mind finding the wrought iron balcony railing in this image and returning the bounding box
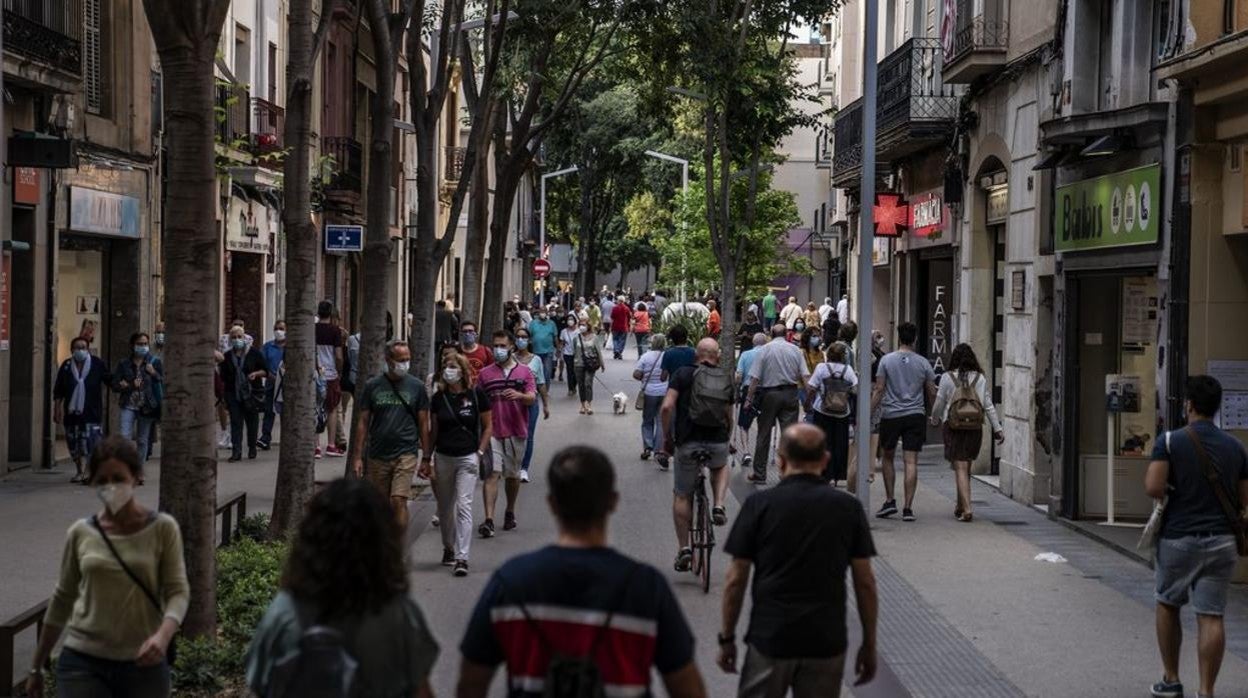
[943,0,1009,83]
[952,16,1009,60]
[215,82,251,147]
[2,0,84,76]
[251,98,285,157]
[444,145,466,183]
[831,98,863,185]
[322,136,364,193]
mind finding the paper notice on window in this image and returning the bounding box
[1121,278,1151,345]
[1219,391,1248,431]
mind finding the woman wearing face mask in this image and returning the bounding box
[559,317,580,397]
[54,336,110,483]
[572,321,605,415]
[787,319,807,345]
[27,436,189,698]
[513,327,550,482]
[112,332,163,465]
[218,327,269,462]
[800,326,824,375]
[429,353,492,576]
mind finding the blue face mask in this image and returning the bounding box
[516,338,530,350]
[795,323,806,332]
[810,337,821,348]
[134,345,150,356]
[463,332,478,346]
[231,339,246,350]
[493,348,511,364]
[73,349,89,363]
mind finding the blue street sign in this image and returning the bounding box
[324,224,364,253]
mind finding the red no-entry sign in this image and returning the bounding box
[532,258,552,279]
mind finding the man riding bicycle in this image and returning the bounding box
[661,338,735,572]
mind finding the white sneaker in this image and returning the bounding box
[431,514,440,527]
[520,470,530,483]
[217,431,232,448]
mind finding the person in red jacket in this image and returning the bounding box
[707,299,722,338]
[609,295,632,360]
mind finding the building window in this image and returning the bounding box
[84,0,104,114]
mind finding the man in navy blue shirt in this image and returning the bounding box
[258,319,286,450]
[1144,376,1248,698]
[458,446,706,698]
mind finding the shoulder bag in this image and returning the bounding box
[91,514,179,665]
[1188,425,1248,557]
[635,351,664,411]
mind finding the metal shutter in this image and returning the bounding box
[84,0,103,113]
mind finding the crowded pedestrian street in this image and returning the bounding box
[3,356,1246,697]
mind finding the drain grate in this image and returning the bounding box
[993,520,1030,526]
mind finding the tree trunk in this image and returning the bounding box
[408,122,441,381]
[481,167,521,335]
[142,0,231,638]
[358,1,399,383]
[270,0,324,537]
[461,143,490,327]
[574,171,593,293]
[720,263,738,365]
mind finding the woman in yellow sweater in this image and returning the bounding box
[27,436,189,698]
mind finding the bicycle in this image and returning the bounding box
[688,447,715,594]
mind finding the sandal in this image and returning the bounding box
[712,506,727,526]
[674,547,693,572]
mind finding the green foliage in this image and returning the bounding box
[172,537,288,694]
[236,512,273,543]
[654,311,708,346]
[648,165,804,298]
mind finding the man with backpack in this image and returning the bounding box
[661,338,735,572]
[351,340,431,531]
[458,446,707,698]
[1143,376,1248,698]
[871,322,937,522]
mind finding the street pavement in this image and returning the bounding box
[3,350,1248,697]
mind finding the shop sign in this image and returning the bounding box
[986,186,1009,224]
[873,193,909,237]
[325,224,364,253]
[910,192,946,238]
[69,186,141,239]
[0,254,9,351]
[1011,270,1025,311]
[926,261,953,371]
[14,167,40,205]
[1055,164,1159,252]
[226,200,270,254]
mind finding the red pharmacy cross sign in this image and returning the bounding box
[874,193,909,237]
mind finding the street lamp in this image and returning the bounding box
[539,165,579,306]
[643,150,689,304]
[854,0,880,511]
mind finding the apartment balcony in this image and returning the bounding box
[815,123,833,170]
[943,0,1009,84]
[831,38,959,189]
[215,82,251,148]
[2,0,83,88]
[322,136,363,194]
[444,145,466,183]
[251,98,284,159]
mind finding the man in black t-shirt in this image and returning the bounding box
[661,338,733,573]
[719,423,878,698]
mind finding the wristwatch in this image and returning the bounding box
[717,632,735,645]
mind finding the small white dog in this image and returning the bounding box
[612,392,629,415]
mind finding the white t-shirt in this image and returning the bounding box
[837,298,849,323]
[560,328,579,356]
[634,350,669,397]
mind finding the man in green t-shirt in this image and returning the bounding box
[762,291,779,328]
[352,341,431,530]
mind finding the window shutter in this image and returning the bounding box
[84,0,103,114]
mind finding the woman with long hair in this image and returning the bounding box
[799,325,824,374]
[429,353,492,575]
[805,342,859,485]
[28,436,189,698]
[632,301,652,358]
[632,333,668,461]
[513,326,549,483]
[246,479,439,696]
[930,343,1003,522]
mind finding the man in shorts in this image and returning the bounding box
[871,322,936,522]
[351,340,430,531]
[1144,375,1248,698]
[476,330,536,537]
[661,338,734,572]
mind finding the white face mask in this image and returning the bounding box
[274,330,287,341]
[391,361,410,375]
[443,367,462,383]
[96,483,135,515]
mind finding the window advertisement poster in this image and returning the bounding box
[1121,277,1153,346]
[1105,374,1142,414]
[1055,164,1160,252]
[1219,392,1248,431]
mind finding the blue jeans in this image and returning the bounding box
[612,331,628,357]
[1155,534,1239,615]
[57,646,170,698]
[118,408,156,464]
[537,353,555,386]
[521,401,540,472]
[260,383,277,445]
[634,332,650,358]
[641,393,665,452]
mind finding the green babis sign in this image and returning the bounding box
[1055,164,1161,252]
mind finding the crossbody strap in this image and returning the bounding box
[385,378,422,431]
[91,515,163,614]
[1186,426,1246,534]
[440,390,481,444]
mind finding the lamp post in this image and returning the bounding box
[539,165,579,306]
[855,0,880,511]
[643,150,689,304]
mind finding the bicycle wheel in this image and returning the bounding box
[690,486,705,577]
[698,487,712,593]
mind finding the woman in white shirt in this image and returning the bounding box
[930,343,1003,522]
[558,318,580,397]
[804,341,858,486]
[632,334,668,461]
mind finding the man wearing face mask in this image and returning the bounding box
[527,306,558,387]
[258,320,287,450]
[459,320,492,384]
[112,332,164,465]
[219,327,269,462]
[475,331,537,536]
[54,337,110,483]
[352,341,432,531]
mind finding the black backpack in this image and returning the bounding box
[498,565,638,698]
[267,605,358,698]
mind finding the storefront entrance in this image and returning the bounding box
[1064,272,1159,521]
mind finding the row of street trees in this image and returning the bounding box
[141,0,841,636]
